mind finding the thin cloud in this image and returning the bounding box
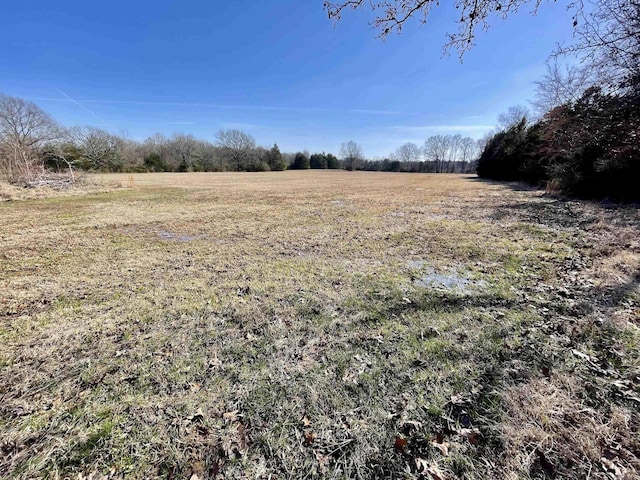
[220,122,261,130]
[392,124,494,133]
[27,96,416,116]
[350,109,416,116]
[392,124,495,136]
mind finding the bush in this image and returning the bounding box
[247,160,271,172]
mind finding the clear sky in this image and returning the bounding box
[0,0,577,157]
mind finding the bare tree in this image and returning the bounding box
[0,94,59,180]
[43,129,81,181]
[143,133,173,169]
[497,105,530,131]
[393,142,421,162]
[444,134,464,172]
[459,136,478,172]
[393,142,421,171]
[422,135,450,173]
[557,0,640,92]
[325,0,640,85]
[460,137,478,161]
[325,0,550,58]
[70,126,124,171]
[532,60,594,113]
[340,140,364,170]
[169,133,201,171]
[215,129,256,171]
[197,141,223,172]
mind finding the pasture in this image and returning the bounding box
[1,171,638,479]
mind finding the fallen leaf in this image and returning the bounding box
[315,452,329,474]
[186,409,204,423]
[394,436,408,452]
[601,456,626,478]
[459,428,481,445]
[430,439,450,456]
[301,415,311,427]
[236,423,249,453]
[166,465,176,480]
[425,463,445,480]
[222,410,239,421]
[189,461,204,480]
[209,458,221,477]
[304,431,316,445]
[571,349,596,363]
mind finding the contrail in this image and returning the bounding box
[54,88,113,127]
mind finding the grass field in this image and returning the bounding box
[1,171,639,479]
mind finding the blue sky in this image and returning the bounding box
[0,1,576,157]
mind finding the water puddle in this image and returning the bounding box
[407,261,485,292]
[157,230,204,242]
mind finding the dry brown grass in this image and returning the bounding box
[503,375,640,479]
[1,171,638,479]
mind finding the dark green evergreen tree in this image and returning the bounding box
[266,144,287,171]
[291,152,310,170]
[326,153,340,169]
[310,153,328,169]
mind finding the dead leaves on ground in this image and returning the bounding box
[415,459,446,480]
[220,410,249,458]
[388,413,486,479]
[399,444,447,479]
[300,414,317,446]
[177,409,249,480]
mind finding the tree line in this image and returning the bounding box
[0,94,481,181]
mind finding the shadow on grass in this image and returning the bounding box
[466,176,543,192]
[490,198,600,229]
[596,269,640,308]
